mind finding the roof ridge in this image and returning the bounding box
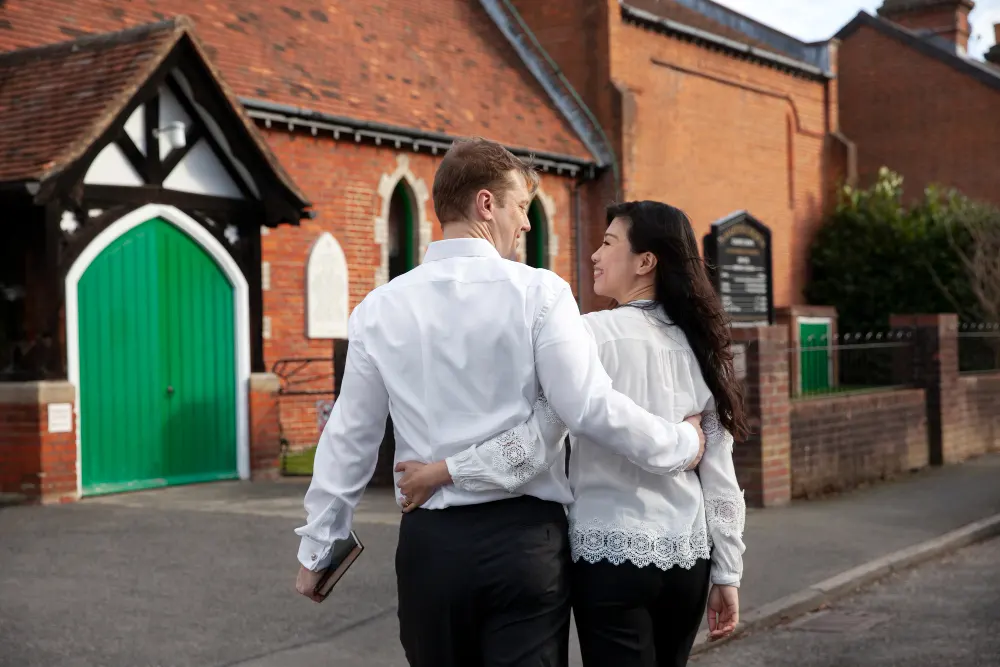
[0,18,186,67]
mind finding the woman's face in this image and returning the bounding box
[592,217,646,302]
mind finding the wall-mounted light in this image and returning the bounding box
[153,121,187,151]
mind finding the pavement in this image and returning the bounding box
[690,536,1000,667]
[0,452,998,667]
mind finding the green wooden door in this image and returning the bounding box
[79,218,237,496]
[799,320,831,394]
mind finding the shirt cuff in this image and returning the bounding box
[297,535,334,572]
[444,449,480,491]
[710,569,741,587]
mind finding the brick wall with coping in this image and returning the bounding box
[956,373,1000,460]
[0,381,77,504]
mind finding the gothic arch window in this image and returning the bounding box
[387,180,418,280]
[525,198,549,269]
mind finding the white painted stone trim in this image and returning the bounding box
[65,204,252,497]
[517,186,559,268]
[373,155,431,287]
[306,232,350,339]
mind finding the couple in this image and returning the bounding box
[295,137,747,667]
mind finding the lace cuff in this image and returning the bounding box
[701,411,734,453]
[446,396,562,493]
[704,489,746,539]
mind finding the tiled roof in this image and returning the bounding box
[0,18,309,210]
[0,1,592,162]
[0,21,177,183]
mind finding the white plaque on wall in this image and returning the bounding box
[307,232,349,339]
[47,403,73,433]
[733,343,748,381]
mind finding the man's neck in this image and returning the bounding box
[441,221,498,247]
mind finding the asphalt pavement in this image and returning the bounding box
[1,453,998,667]
[691,536,1000,667]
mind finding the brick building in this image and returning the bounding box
[509,0,854,312]
[837,0,1000,204]
[0,0,612,501]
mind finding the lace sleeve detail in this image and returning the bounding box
[449,396,559,493]
[701,411,734,453]
[704,489,746,539]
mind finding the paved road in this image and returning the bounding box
[691,537,1000,667]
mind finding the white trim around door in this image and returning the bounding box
[65,203,251,496]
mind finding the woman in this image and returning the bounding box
[567,200,747,666]
[398,200,747,666]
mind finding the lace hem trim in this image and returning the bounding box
[569,518,711,571]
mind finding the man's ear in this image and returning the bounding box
[637,251,657,276]
[475,189,494,221]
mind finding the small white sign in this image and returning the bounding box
[733,344,748,381]
[48,403,73,433]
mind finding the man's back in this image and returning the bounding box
[353,238,572,507]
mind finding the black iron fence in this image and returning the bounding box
[958,323,1000,374]
[790,329,916,398]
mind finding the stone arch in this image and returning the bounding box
[374,155,431,286]
[306,232,349,339]
[516,186,559,268]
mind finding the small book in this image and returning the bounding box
[313,530,364,600]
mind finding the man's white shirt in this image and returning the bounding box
[296,239,701,570]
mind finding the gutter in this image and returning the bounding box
[240,97,599,179]
[622,4,830,80]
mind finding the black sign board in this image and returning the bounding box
[703,211,774,326]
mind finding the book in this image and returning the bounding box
[313,530,364,600]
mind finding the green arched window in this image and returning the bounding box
[387,181,418,279]
[526,198,548,269]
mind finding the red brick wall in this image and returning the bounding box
[260,131,580,450]
[790,389,928,498]
[956,372,1000,460]
[609,13,832,308]
[248,373,282,477]
[0,384,77,503]
[839,23,1000,205]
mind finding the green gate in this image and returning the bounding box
[799,319,832,394]
[78,218,237,496]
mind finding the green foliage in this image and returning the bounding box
[805,168,983,332]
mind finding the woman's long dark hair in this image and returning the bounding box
[606,200,749,441]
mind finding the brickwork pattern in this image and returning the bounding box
[838,23,1000,205]
[956,373,1000,460]
[0,402,76,503]
[790,388,928,498]
[731,326,791,508]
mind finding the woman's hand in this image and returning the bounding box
[395,460,452,512]
[706,584,739,640]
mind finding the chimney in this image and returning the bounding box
[986,24,1000,66]
[878,0,975,54]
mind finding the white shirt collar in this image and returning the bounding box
[423,238,501,263]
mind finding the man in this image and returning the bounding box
[294,138,705,667]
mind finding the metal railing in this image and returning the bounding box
[271,356,340,476]
[790,329,915,398]
[958,323,1000,374]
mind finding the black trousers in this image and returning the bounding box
[572,558,711,667]
[396,496,571,667]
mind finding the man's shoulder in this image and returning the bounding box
[506,263,570,297]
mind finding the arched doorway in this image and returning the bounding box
[526,198,549,269]
[387,181,418,280]
[67,204,250,496]
[375,180,420,485]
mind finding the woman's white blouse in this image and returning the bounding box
[569,305,746,586]
[446,303,747,587]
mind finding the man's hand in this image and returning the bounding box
[684,413,706,470]
[295,565,326,603]
[706,584,739,640]
[395,460,452,513]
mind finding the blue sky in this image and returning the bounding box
[711,0,1000,59]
